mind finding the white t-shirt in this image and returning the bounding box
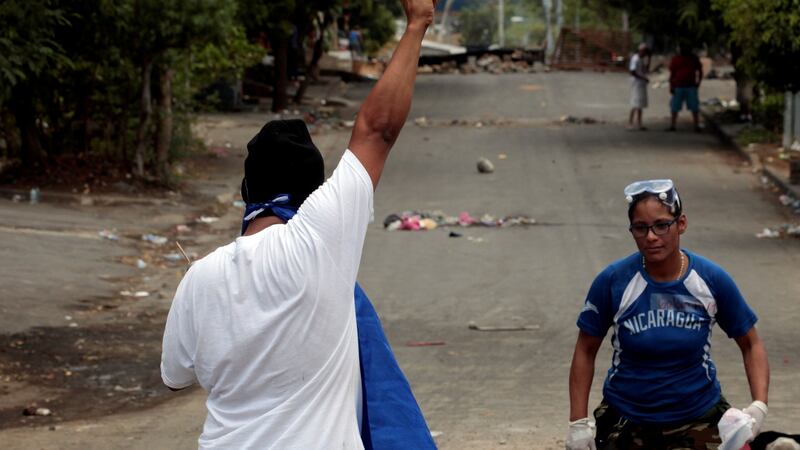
[161,150,374,449]
[629,53,647,85]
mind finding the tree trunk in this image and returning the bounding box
[10,85,45,165]
[293,21,310,104]
[134,59,153,177]
[270,32,290,113]
[156,66,174,182]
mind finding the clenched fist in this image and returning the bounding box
[402,0,436,28]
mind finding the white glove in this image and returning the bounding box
[566,417,597,450]
[742,400,768,437]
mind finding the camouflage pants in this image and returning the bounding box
[593,397,731,450]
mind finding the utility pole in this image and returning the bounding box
[498,0,505,47]
[439,0,455,41]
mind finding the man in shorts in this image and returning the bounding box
[628,43,650,131]
[668,45,703,132]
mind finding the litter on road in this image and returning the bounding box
[98,229,119,241]
[120,290,150,298]
[384,210,536,231]
[756,225,800,239]
[141,234,168,245]
[196,216,220,224]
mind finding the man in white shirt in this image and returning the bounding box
[628,43,650,131]
[160,1,436,448]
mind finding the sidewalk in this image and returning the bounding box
[702,109,800,201]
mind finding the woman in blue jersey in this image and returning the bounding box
[566,179,769,450]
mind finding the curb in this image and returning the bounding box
[702,110,800,200]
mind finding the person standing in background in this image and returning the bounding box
[628,43,650,131]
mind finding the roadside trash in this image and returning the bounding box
[458,211,476,226]
[383,214,402,228]
[142,234,168,245]
[449,231,462,238]
[163,253,183,262]
[406,341,446,347]
[756,228,781,238]
[341,120,355,128]
[468,321,540,331]
[467,236,484,243]
[497,153,508,160]
[29,187,40,204]
[69,322,78,328]
[477,157,495,174]
[384,210,536,231]
[98,230,119,241]
[113,385,142,393]
[414,116,429,127]
[703,97,723,107]
[718,407,753,450]
[766,438,800,450]
[197,216,220,224]
[232,200,246,208]
[23,407,52,417]
[779,195,794,206]
[136,259,147,269]
[791,140,800,151]
[176,224,191,233]
[756,224,800,238]
[559,115,599,125]
[11,194,22,202]
[120,290,149,298]
[430,431,444,438]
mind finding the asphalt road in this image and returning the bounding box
[2,71,798,449]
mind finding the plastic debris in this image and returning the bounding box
[120,290,150,298]
[383,210,536,231]
[497,153,508,160]
[141,234,168,245]
[448,231,462,238]
[176,224,191,233]
[197,216,220,224]
[430,431,444,438]
[29,187,40,204]
[136,259,147,269]
[163,253,183,262]
[413,116,429,127]
[756,228,781,238]
[11,194,23,203]
[98,230,119,241]
[779,195,794,206]
[477,157,495,174]
[718,407,753,450]
[791,140,800,152]
[23,407,52,417]
[232,200,246,208]
[468,321,540,332]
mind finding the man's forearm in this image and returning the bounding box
[350,24,425,160]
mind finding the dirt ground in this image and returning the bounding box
[0,79,356,433]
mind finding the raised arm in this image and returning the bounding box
[348,0,435,189]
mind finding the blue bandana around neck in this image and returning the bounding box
[241,197,437,450]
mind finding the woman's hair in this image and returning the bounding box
[627,191,683,222]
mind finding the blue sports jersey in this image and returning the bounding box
[577,250,757,424]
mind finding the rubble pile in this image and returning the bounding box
[419,51,536,75]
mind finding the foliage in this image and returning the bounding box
[751,93,786,134]
[344,0,397,55]
[458,1,497,47]
[712,0,800,92]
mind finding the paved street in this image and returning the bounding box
[1,71,799,449]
